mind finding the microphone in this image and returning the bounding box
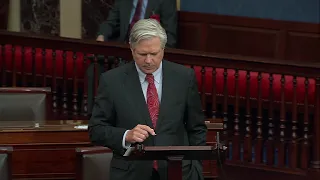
[216,132,220,149]
[215,132,227,150]
[215,132,231,180]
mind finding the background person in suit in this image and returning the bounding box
[96,0,177,47]
[89,19,207,180]
[87,0,178,115]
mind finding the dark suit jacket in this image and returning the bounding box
[97,0,178,48]
[89,60,207,180]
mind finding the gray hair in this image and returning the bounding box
[129,19,167,49]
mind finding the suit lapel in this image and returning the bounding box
[121,1,133,36]
[156,61,175,129]
[124,62,154,128]
[145,0,158,18]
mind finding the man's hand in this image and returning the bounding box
[96,35,104,42]
[125,124,156,143]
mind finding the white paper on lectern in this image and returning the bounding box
[74,125,88,129]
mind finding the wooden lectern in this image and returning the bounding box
[125,143,226,180]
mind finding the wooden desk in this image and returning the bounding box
[0,120,222,180]
[0,120,91,179]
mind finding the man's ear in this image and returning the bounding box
[130,47,134,53]
[129,43,134,53]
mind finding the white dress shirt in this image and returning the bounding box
[122,62,163,149]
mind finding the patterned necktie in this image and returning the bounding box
[126,0,143,42]
[146,74,159,128]
[130,0,143,31]
[145,74,159,170]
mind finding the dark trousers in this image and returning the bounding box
[151,169,160,180]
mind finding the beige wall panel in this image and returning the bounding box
[60,0,81,38]
[7,0,20,32]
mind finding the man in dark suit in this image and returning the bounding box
[87,0,178,114]
[96,0,177,48]
[89,19,207,180]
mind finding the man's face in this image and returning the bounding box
[131,37,164,74]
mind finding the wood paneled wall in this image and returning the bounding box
[177,11,320,62]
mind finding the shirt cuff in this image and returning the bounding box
[122,130,131,149]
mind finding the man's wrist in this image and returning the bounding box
[96,35,104,42]
[122,130,131,149]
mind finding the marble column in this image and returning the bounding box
[21,0,60,36]
[81,0,114,39]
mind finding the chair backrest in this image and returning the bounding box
[76,147,113,180]
[0,146,12,180]
[0,87,51,125]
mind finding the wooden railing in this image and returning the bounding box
[0,30,319,179]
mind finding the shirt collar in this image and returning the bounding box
[135,62,162,84]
